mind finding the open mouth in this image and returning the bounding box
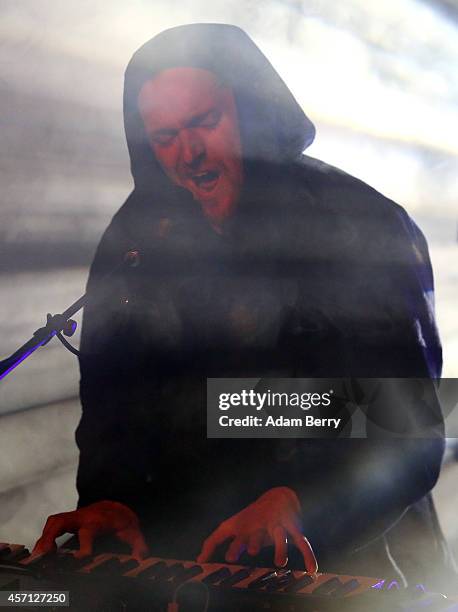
[191,169,220,191]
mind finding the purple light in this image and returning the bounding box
[372,580,385,590]
[387,580,400,590]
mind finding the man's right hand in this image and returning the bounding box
[32,500,149,562]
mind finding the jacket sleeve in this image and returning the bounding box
[285,389,445,556]
[75,219,153,514]
[279,202,444,555]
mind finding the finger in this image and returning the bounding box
[32,514,73,555]
[225,536,246,563]
[247,529,264,557]
[197,524,231,563]
[31,540,56,558]
[285,524,318,574]
[73,527,95,559]
[117,527,149,562]
[271,525,288,568]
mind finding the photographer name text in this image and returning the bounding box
[218,414,341,429]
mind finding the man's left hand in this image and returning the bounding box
[197,486,317,572]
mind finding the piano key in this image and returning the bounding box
[265,571,295,592]
[145,561,171,580]
[247,570,278,589]
[143,562,184,582]
[137,560,167,578]
[202,567,232,585]
[19,550,55,568]
[171,564,203,586]
[161,563,185,581]
[165,565,190,584]
[0,547,12,559]
[91,557,124,574]
[1,546,29,563]
[330,578,360,596]
[89,556,139,576]
[55,554,90,572]
[119,559,140,574]
[219,568,253,588]
[168,564,192,578]
[283,573,314,592]
[24,552,92,575]
[312,577,343,595]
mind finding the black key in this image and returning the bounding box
[119,559,140,574]
[0,546,12,558]
[219,568,253,588]
[145,562,184,582]
[20,551,56,569]
[247,570,278,589]
[283,573,314,593]
[202,567,232,585]
[3,548,29,563]
[41,554,89,576]
[165,564,192,583]
[171,565,203,586]
[312,577,343,595]
[56,554,89,572]
[91,557,123,574]
[331,578,360,596]
[265,571,295,592]
[137,561,167,578]
[92,557,138,575]
[161,563,185,581]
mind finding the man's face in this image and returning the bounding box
[138,67,243,228]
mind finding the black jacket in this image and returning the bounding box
[75,24,451,586]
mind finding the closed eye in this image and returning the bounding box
[190,109,221,129]
[151,130,177,146]
[150,109,221,146]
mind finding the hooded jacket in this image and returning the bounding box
[76,24,452,587]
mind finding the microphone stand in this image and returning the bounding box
[0,249,140,382]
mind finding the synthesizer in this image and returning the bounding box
[0,543,454,611]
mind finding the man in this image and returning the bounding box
[34,24,450,587]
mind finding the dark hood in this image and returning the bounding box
[123,23,315,194]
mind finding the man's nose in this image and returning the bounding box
[180,129,205,170]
